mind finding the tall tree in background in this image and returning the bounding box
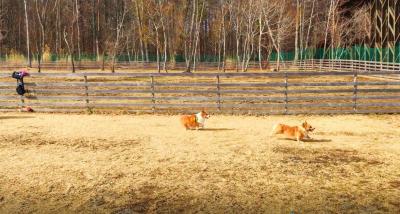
[184,0,205,72]
[110,0,128,73]
[23,0,31,67]
[0,0,380,71]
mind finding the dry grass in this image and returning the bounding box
[0,113,400,213]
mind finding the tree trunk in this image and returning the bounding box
[258,13,263,71]
[23,0,31,67]
[75,0,81,61]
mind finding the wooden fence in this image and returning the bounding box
[1,70,400,115]
[1,59,399,71]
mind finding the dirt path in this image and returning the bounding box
[0,113,399,213]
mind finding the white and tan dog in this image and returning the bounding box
[180,110,210,130]
[271,121,315,142]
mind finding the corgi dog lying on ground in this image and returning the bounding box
[181,110,210,130]
[271,121,315,142]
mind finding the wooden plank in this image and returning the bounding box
[220,82,286,87]
[90,96,153,101]
[288,82,354,87]
[220,89,285,94]
[220,97,286,102]
[287,103,354,108]
[357,89,400,93]
[0,102,19,107]
[0,96,20,100]
[286,109,355,115]
[26,82,86,87]
[19,71,400,78]
[24,96,87,101]
[89,103,219,108]
[155,82,217,87]
[21,80,400,88]
[288,89,354,94]
[29,89,86,94]
[25,108,86,113]
[287,96,353,101]
[356,95,400,100]
[88,89,217,94]
[289,81,400,87]
[356,82,400,86]
[357,103,400,107]
[0,83,16,87]
[289,88,400,94]
[221,103,286,108]
[0,109,18,112]
[153,96,285,102]
[156,96,220,101]
[2,70,399,79]
[88,82,151,87]
[22,102,87,107]
[0,89,16,93]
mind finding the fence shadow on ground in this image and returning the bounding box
[0,116,35,120]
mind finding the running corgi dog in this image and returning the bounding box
[271,121,315,142]
[180,110,210,130]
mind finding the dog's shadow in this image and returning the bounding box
[198,128,235,132]
[302,138,332,143]
[278,138,332,143]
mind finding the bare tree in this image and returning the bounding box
[75,0,81,61]
[0,1,7,51]
[63,27,75,73]
[110,0,128,73]
[184,0,205,73]
[34,0,50,72]
[264,0,293,71]
[23,0,31,67]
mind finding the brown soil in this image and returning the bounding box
[0,113,399,213]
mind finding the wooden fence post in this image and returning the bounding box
[319,59,323,71]
[284,72,288,114]
[84,75,90,112]
[217,75,221,111]
[364,60,367,72]
[351,60,354,73]
[19,95,25,110]
[151,76,156,113]
[353,72,358,113]
[311,58,314,70]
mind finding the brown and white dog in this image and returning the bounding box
[271,121,315,142]
[180,110,210,130]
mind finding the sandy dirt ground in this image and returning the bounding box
[0,113,399,213]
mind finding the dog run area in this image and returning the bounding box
[0,113,399,213]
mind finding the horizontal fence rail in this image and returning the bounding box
[1,68,400,115]
[1,59,400,73]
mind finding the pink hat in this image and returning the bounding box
[20,70,30,77]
